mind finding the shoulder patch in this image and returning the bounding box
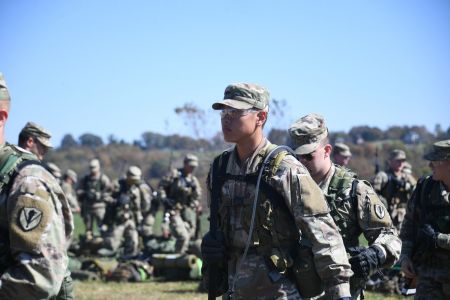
[374,204,386,219]
[8,195,52,253]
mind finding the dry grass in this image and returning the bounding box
[74,280,405,300]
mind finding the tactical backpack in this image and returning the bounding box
[325,165,360,246]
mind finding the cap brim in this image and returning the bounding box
[212,99,253,110]
[423,151,446,161]
[187,161,198,167]
[294,143,320,155]
[37,137,53,148]
[340,151,352,157]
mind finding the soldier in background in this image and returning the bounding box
[400,140,450,299]
[62,169,80,214]
[18,121,53,160]
[159,154,202,254]
[289,113,401,299]
[0,72,74,298]
[101,166,151,257]
[201,83,352,299]
[77,158,112,240]
[373,149,417,232]
[333,142,352,167]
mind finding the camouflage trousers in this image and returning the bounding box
[390,206,406,233]
[83,206,106,236]
[103,219,139,256]
[170,210,194,254]
[415,274,450,300]
[141,213,155,238]
[54,271,75,300]
[225,253,301,300]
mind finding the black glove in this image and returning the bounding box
[392,177,406,189]
[417,224,437,252]
[349,246,385,279]
[201,231,226,264]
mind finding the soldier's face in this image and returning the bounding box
[298,144,331,179]
[333,153,350,166]
[429,160,450,182]
[389,159,404,172]
[29,138,49,160]
[220,109,262,143]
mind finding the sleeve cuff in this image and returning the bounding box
[326,282,351,299]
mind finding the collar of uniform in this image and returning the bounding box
[231,137,269,174]
[319,163,336,193]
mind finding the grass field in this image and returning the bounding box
[73,280,405,300]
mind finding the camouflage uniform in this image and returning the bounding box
[202,84,352,300]
[77,159,112,239]
[159,154,202,254]
[0,144,74,298]
[289,114,401,299]
[62,169,80,214]
[373,150,417,232]
[103,166,151,256]
[400,140,450,299]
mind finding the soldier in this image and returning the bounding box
[77,158,112,240]
[373,149,417,232]
[159,154,202,254]
[101,166,151,256]
[0,72,74,298]
[289,113,401,299]
[333,142,352,167]
[17,121,53,160]
[62,169,81,214]
[201,83,352,299]
[400,140,450,299]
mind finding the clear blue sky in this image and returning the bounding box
[1,0,449,146]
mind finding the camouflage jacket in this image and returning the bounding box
[400,176,450,273]
[0,143,74,298]
[61,180,80,213]
[320,164,401,266]
[77,172,112,209]
[373,169,416,209]
[207,140,352,298]
[159,167,202,210]
[112,179,152,225]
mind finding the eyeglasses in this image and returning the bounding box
[220,108,258,119]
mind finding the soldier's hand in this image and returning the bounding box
[401,257,416,278]
[417,224,437,252]
[201,231,226,264]
[349,245,385,279]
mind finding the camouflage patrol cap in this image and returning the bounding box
[127,165,142,181]
[46,162,61,179]
[20,121,53,148]
[424,140,450,161]
[0,72,10,101]
[212,83,270,110]
[65,169,78,183]
[288,113,328,155]
[390,149,406,161]
[89,158,101,171]
[184,153,199,167]
[334,143,352,157]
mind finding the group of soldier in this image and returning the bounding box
[1,73,449,300]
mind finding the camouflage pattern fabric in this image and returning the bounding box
[0,144,74,298]
[400,176,450,299]
[61,180,80,213]
[320,164,401,298]
[159,168,202,254]
[373,169,416,232]
[205,139,352,299]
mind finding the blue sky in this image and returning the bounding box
[1,0,449,146]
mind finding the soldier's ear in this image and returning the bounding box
[324,144,332,157]
[0,109,8,126]
[256,110,267,127]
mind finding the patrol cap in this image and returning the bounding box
[20,122,53,148]
[288,113,328,155]
[89,158,101,171]
[127,165,142,181]
[423,140,450,161]
[184,153,199,167]
[65,169,78,183]
[46,162,61,179]
[212,83,270,110]
[0,72,10,101]
[334,143,352,157]
[390,149,406,161]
